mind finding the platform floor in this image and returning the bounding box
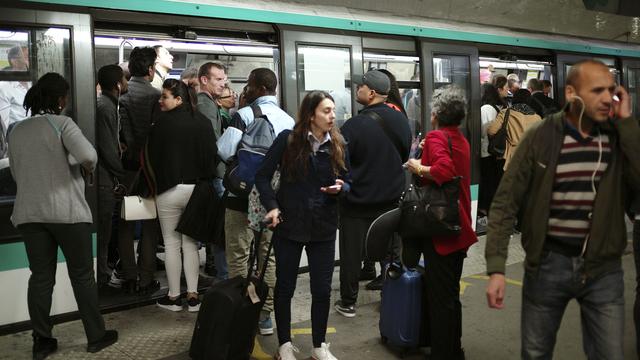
[1,235,636,360]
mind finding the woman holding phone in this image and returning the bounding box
[255,91,350,360]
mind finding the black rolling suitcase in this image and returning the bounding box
[189,228,273,360]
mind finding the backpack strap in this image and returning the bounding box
[250,104,263,120]
[363,110,405,159]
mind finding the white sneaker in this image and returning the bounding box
[311,343,337,360]
[275,341,299,360]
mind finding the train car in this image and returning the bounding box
[0,0,639,334]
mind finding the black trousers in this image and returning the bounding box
[274,236,335,348]
[478,156,504,215]
[338,215,376,306]
[97,185,116,285]
[403,237,465,360]
[117,218,160,285]
[19,223,106,342]
[634,217,640,360]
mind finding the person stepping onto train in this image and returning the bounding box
[255,90,351,360]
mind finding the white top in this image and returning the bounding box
[480,104,498,158]
[0,81,30,133]
[307,131,331,153]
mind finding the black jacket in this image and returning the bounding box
[119,76,161,169]
[147,105,218,195]
[339,103,412,217]
[255,130,351,243]
[527,92,560,118]
[96,93,126,188]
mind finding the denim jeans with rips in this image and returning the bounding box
[521,250,624,360]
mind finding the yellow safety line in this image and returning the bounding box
[467,274,523,286]
[291,327,337,337]
[251,338,273,360]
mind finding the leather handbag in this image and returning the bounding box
[398,136,461,239]
[121,195,157,220]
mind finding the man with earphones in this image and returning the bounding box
[96,64,129,289]
[485,59,640,359]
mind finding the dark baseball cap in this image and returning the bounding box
[352,70,390,95]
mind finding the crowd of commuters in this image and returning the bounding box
[2,40,638,360]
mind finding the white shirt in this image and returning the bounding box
[0,81,30,133]
[307,131,331,153]
[480,104,498,158]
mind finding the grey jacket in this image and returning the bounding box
[119,76,160,168]
[96,93,125,188]
[196,92,225,177]
[8,114,97,226]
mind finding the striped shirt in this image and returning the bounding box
[545,122,611,256]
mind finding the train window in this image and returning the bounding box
[628,67,639,117]
[0,27,71,199]
[433,55,471,128]
[296,45,351,126]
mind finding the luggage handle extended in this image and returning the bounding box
[247,220,274,284]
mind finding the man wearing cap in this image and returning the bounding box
[334,70,412,317]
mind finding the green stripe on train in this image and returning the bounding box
[470,184,479,202]
[22,0,640,58]
[0,233,97,272]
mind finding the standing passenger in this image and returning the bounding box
[334,70,411,318]
[148,79,217,312]
[118,46,162,294]
[487,89,542,171]
[256,91,350,360]
[216,85,237,128]
[10,73,118,359]
[485,59,640,360]
[95,64,128,289]
[220,68,295,335]
[404,85,478,360]
[150,45,173,90]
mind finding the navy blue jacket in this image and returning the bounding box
[255,130,351,243]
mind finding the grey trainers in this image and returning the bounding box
[334,300,356,318]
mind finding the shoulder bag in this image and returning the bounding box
[121,143,157,221]
[398,136,461,239]
[488,108,511,158]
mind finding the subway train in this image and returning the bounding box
[0,0,639,334]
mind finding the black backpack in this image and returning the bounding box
[488,108,511,158]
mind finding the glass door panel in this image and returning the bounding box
[623,59,640,118]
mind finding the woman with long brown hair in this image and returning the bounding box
[255,90,351,360]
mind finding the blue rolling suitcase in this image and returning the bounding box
[379,263,423,352]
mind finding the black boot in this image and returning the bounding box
[32,335,57,360]
[87,330,118,353]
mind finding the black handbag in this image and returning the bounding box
[398,136,462,239]
[488,108,511,158]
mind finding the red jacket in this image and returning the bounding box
[421,127,478,255]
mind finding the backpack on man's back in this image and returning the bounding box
[223,105,276,197]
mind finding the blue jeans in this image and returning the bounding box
[521,251,625,360]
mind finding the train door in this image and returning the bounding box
[279,26,363,121]
[419,41,481,227]
[0,6,95,332]
[622,59,640,117]
[556,53,618,105]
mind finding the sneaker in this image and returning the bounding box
[157,295,183,312]
[275,341,299,360]
[334,300,356,318]
[187,296,200,312]
[108,261,125,288]
[365,275,384,291]
[258,315,274,336]
[87,330,118,353]
[477,216,488,227]
[311,342,337,360]
[358,268,376,281]
[32,335,57,360]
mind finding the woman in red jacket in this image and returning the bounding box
[405,85,478,360]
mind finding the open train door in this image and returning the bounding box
[622,59,640,118]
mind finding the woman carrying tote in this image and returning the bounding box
[404,85,478,360]
[255,91,350,360]
[147,79,217,312]
[9,73,117,359]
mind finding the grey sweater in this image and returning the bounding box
[8,114,97,226]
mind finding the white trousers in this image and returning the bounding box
[156,184,198,297]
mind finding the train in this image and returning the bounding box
[0,0,639,334]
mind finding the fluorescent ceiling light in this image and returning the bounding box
[94,36,274,56]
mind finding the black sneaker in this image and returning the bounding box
[359,269,377,281]
[157,295,183,311]
[137,280,160,295]
[32,335,57,360]
[365,275,384,291]
[334,300,356,318]
[186,296,200,312]
[87,330,118,353]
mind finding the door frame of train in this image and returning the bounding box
[555,53,618,106]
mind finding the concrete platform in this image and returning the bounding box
[1,236,636,359]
